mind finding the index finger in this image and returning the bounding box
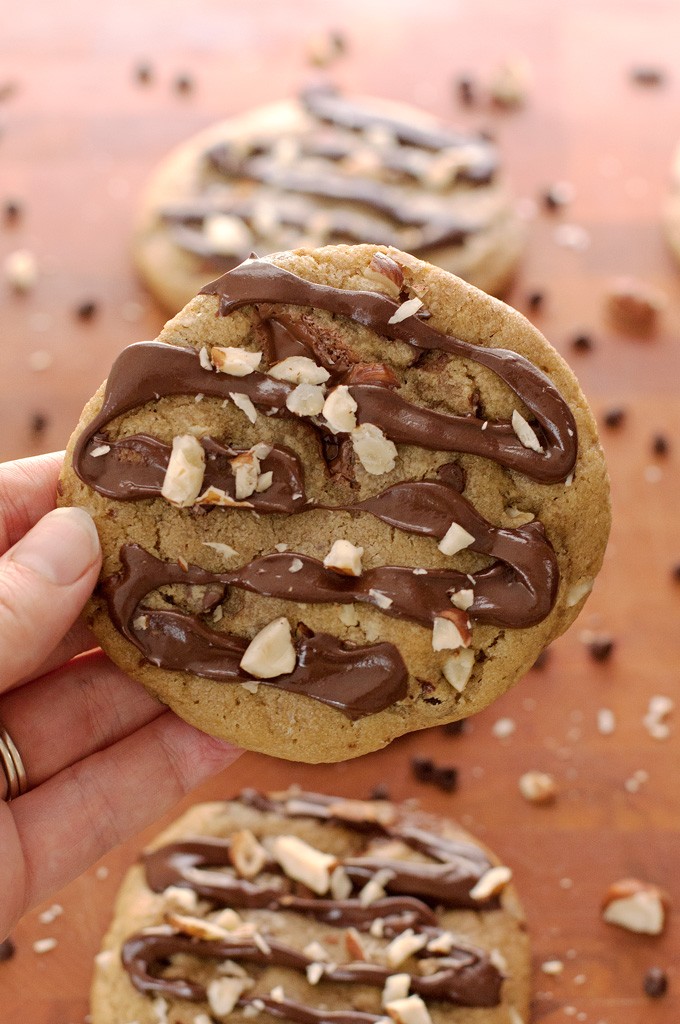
[0,452,64,556]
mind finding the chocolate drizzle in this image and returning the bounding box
[120,790,505,1010]
[159,84,499,265]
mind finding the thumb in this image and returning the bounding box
[0,507,101,691]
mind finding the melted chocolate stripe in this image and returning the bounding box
[300,86,492,157]
[93,435,557,629]
[201,260,577,483]
[122,932,501,1008]
[107,544,407,719]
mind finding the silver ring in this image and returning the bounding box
[0,723,27,801]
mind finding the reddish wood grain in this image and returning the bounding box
[1,2,680,1022]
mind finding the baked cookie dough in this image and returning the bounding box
[133,85,525,313]
[90,789,531,1024]
[59,244,610,762]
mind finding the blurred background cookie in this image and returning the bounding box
[133,86,525,313]
[90,788,530,1024]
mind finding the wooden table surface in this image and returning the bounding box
[2,1,680,1021]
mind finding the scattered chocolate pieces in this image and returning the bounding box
[643,967,669,998]
[30,411,48,435]
[587,635,615,663]
[410,756,458,793]
[571,332,594,353]
[630,66,666,87]
[652,433,669,457]
[76,299,98,321]
[173,73,194,94]
[134,62,153,84]
[603,407,626,429]
[0,938,15,962]
[455,74,476,105]
[527,290,545,311]
[542,181,574,211]
[4,199,22,223]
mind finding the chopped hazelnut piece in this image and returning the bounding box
[269,356,330,385]
[601,879,667,935]
[469,865,512,901]
[269,835,337,895]
[352,422,397,475]
[161,435,206,507]
[511,410,543,453]
[385,994,433,1024]
[442,648,475,692]
[387,297,424,325]
[323,386,357,433]
[229,829,267,880]
[518,771,558,804]
[211,346,262,376]
[323,539,364,576]
[240,617,296,679]
[438,522,475,556]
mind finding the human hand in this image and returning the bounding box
[0,452,241,939]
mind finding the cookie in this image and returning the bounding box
[59,244,610,763]
[90,789,530,1024]
[133,85,525,313]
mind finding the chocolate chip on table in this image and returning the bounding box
[76,300,98,321]
[542,182,572,211]
[134,61,153,84]
[0,938,15,962]
[630,66,666,87]
[411,756,435,783]
[433,766,458,793]
[643,966,668,998]
[672,563,680,583]
[527,290,545,311]
[652,433,669,457]
[30,411,48,435]
[370,784,390,801]
[571,332,594,353]
[173,73,194,94]
[4,199,22,223]
[603,407,626,429]
[441,719,466,736]
[455,75,476,105]
[587,636,614,662]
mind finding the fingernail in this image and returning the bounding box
[11,507,101,585]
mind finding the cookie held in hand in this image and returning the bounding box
[90,789,531,1024]
[59,244,610,762]
[133,85,524,313]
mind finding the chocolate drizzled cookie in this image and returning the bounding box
[133,88,524,313]
[90,789,531,1024]
[59,244,609,761]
